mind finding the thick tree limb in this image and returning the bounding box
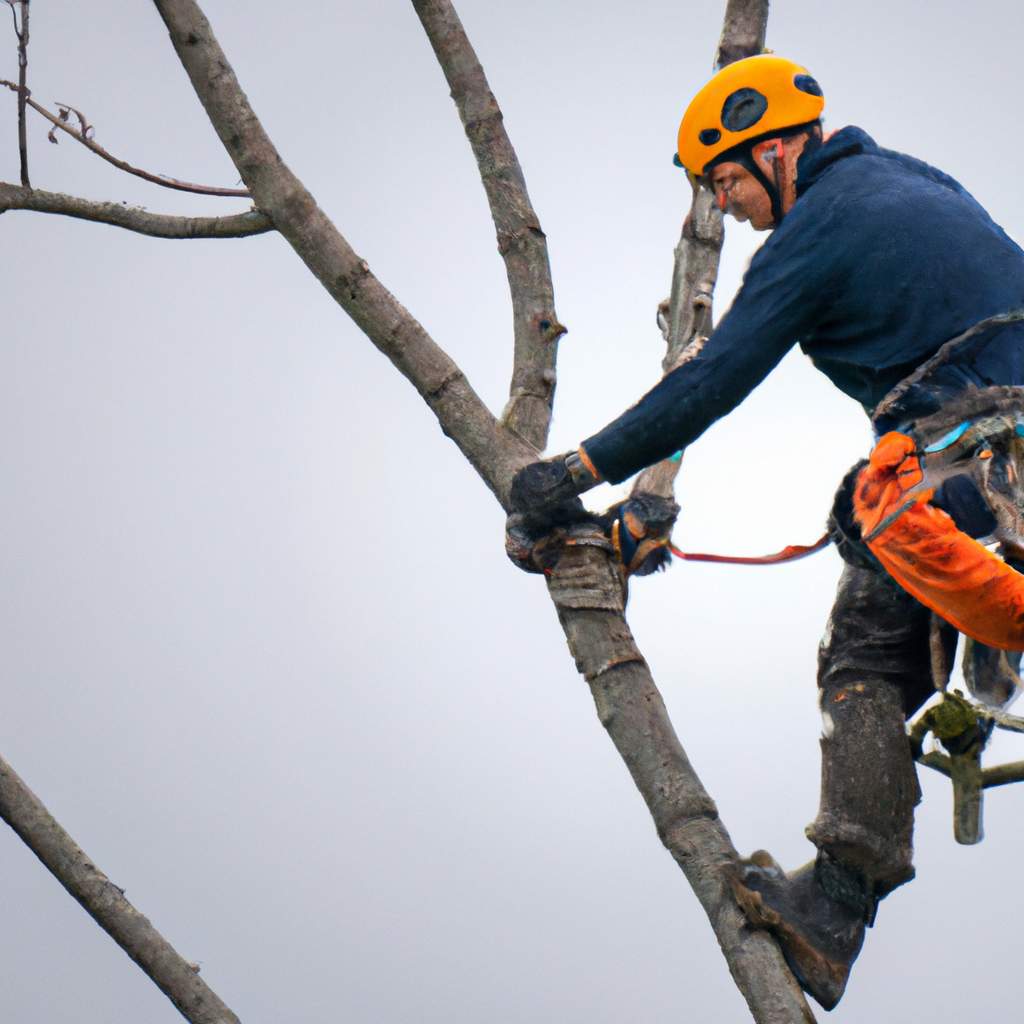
[151,0,535,506]
[0,182,272,238]
[547,539,815,1023]
[411,0,561,451]
[0,751,240,1024]
[0,80,251,197]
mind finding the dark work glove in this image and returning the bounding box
[510,457,578,514]
[509,450,601,518]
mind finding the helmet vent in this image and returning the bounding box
[699,128,722,146]
[794,74,823,97]
[721,88,768,132]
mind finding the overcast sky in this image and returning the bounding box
[2,2,1023,1022]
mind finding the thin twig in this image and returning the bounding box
[412,0,561,451]
[0,751,241,1024]
[15,0,29,185]
[0,80,250,197]
[0,181,272,238]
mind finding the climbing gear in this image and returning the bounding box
[675,55,824,224]
[606,494,678,576]
[852,409,1024,651]
[729,851,867,1011]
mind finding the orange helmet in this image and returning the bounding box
[676,55,825,178]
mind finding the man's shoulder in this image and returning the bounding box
[803,128,971,205]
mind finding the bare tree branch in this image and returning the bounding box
[151,0,535,506]
[547,538,816,1023]
[0,751,241,1024]
[0,80,250,197]
[715,0,770,69]
[920,751,1024,789]
[150,1,813,1018]
[411,0,561,451]
[632,0,767,502]
[981,760,1024,788]
[0,182,272,238]
[12,0,29,185]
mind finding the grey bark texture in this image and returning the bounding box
[151,0,535,507]
[0,753,241,1024]
[0,183,271,237]
[412,0,562,451]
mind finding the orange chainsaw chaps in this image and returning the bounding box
[853,431,1024,652]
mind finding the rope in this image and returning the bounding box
[668,532,831,566]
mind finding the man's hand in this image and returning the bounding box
[506,451,605,575]
[509,450,602,518]
[510,457,578,515]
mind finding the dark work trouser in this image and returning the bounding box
[806,563,946,899]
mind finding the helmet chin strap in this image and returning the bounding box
[735,144,785,226]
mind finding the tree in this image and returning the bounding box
[2,2,1024,1024]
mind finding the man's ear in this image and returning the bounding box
[751,138,784,172]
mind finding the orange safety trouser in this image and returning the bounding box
[853,432,1024,651]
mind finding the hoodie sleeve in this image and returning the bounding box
[582,197,844,484]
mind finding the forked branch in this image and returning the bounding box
[412,0,562,451]
[151,0,536,506]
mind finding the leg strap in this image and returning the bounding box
[853,432,1024,651]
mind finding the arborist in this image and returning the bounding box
[508,54,1024,1010]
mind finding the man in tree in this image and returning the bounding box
[509,54,1024,1009]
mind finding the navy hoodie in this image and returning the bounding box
[583,127,1024,483]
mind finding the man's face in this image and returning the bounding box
[709,160,774,230]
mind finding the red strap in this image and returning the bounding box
[668,532,831,566]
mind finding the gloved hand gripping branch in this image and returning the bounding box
[509,448,603,520]
[506,448,606,576]
[507,446,680,578]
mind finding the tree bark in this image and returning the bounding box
[0,753,241,1024]
[412,0,562,451]
[5,2,813,1020]
[0,182,271,238]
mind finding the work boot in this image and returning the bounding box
[730,851,869,1011]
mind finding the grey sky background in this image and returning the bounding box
[2,1,1022,1021]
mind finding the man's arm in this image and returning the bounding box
[511,196,844,512]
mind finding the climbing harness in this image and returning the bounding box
[852,403,1024,652]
